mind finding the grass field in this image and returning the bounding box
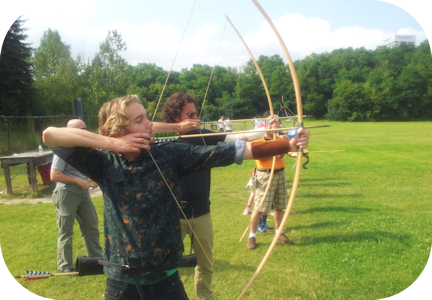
[1,120,431,299]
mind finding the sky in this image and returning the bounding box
[0,0,430,72]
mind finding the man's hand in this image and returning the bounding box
[90,180,99,189]
[112,133,152,153]
[177,119,201,135]
[268,117,281,129]
[289,128,310,150]
[77,178,90,190]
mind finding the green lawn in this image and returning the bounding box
[1,120,431,299]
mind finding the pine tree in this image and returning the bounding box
[0,16,34,116]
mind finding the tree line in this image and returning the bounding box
[1,17,431,121]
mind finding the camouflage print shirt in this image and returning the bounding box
[51,141,242,283]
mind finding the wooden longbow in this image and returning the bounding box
[224,14,279,244]
[237,1,305,298]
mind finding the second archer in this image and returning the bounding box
[162,92,289,300]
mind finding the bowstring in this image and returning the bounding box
[197,19,228,146]
[151,0,198,122]
[148,151,232,299]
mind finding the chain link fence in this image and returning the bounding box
[0,115,222,156]
[0,116,98,156]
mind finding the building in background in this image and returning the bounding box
[383,34,416,48]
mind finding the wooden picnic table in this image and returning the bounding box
[0,151,53,194]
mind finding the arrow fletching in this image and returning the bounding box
[14,270,51,280]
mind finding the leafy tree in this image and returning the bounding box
[327,80,369,121]
[94,29,129,94]
[5,21,426,121]
[32,29,77,115]
[235,72,267,117]
[394,62,429,119]
[81,30,131,115]
[179,64,214,102]
[0,16,34,116]
[365,66,395,120]
[33,29,75,78]
[374,43,415,75]
[296,52,336,118]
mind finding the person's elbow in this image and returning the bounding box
[238,134,248,141]
[42,127,56,148]
[50,173,60,183]
[50,169,62,183]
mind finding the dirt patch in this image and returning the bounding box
[0,188,103,205]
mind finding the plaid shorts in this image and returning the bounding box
[253,170,287,213]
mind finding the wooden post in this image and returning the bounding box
[3,165,12,194]
[26,163,32,184]
[29,161,38,192]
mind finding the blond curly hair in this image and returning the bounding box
[98,95,142,137]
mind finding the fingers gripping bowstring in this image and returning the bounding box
[151,0,198,122]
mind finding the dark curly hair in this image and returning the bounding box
[162,92,198,123]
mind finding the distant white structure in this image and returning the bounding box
[383,34,416,48]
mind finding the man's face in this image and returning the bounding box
[174,102,197,123]
[122,102,153,136]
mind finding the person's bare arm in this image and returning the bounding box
[237,134,248,141]
[50,168,90,190]
[43,127,151,153]
[152,120,201,135]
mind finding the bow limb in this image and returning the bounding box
[237,1,304,299]
[225,15,277,242]
[225,15,274,118]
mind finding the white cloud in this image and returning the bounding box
[26,0,96,26]
[238,14,426,66]
[1,0,99,62]
[1,0,428,72]
[120,12,427,70]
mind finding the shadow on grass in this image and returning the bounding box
[299,182,353,187]
[297,178,341,182]
[294,205,371,215]
[289,221,350,231]
[295,231,411,247]
[213,258,257,273]
[302,194,364,199]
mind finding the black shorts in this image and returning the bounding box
[105,271,188,300]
